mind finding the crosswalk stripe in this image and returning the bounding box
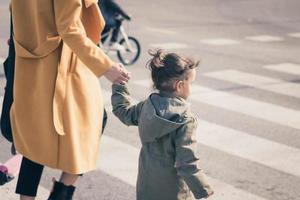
[134,79,300,130]
[200,38,240,45]
[0,170,49,200]
[145,27,177,35]
[103,88,300,177]
[204,69,300,98]
[197,120,300,177]
[0,57,5,65]
[149,43,189,50]
[263,63,300,76]
[287,32,300,38]
[245,35,284,42]
[98,135,267,200]
[98,135,138,186]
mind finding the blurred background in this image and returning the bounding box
[0,0,300,199]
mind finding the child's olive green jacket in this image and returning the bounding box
[112,84,213,200]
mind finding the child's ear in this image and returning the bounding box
[174,80,183,92]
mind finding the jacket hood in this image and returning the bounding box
[138,92,189,143]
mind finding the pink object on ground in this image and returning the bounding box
[0,165,8,173]
[3,154,22,176]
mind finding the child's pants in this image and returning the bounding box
[15,157,44,197]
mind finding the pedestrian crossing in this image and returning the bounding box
[103,77,300,177]
[98,135,268,200]
[196,120,300,177]
[134,79,300,130]
[288,32,300,38]
[1,58,300,199]
[199,39,240,46]
[99,65,299,199]
[145,27,177,35]
[146,26,300,49]
[245,35,284,42]
[149,43,189,50]
[263,63,300,76]
[197,33,299,49]
[0,177,49,200]
[0,57,5,64]
[204,69,300,98]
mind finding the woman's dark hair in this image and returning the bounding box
[146,49,199,92]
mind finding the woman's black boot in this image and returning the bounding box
[48,180,75,200]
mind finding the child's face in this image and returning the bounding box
[175,69,196,100]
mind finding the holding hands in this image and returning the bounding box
[104,62,131,85]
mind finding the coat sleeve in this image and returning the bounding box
[175,118,213,199]
[54,0,114,77]
[111,84,144,126]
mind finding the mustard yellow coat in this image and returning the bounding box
[10,0,114,174]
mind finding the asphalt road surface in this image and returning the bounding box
[0,0,300,199]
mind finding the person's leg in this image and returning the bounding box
[110,19,122,43]
[47,173,79,200]
[101,26,111,44]
[16,157,44,200]
[59,172,79,186]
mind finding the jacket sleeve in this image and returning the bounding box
[175,118,213,199]
[54,0,114,77]
[111,84,144,126]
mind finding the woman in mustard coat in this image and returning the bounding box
[10,0,130,199]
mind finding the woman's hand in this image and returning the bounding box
[104,63,131,85]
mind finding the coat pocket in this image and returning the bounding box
[14,35,61,59]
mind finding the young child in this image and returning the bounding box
[111,49,214,200]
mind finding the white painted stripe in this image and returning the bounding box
[0,96,3,113]
[263,63,300,76]
[191,87,300,130]
[105,86,300,176]
[146,27,177,35]
[101,90,112,111]
[98,135,266,200]
[98,135,139,186]
[197,120,300,177]
[246,35,284,42]
[0,178,49,200]
[0,57,5,64]
[200,38,240,45]
[149,43,188,50]
[287,32,300,38]
[102,89,112,105]
[204,69,300,98]
[134,79,300,130]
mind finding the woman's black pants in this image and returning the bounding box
[15,156,44,197]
